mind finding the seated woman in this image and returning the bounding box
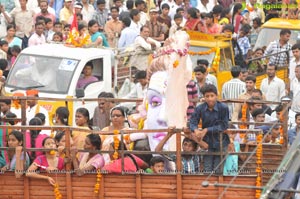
[72,108,92,149]
[102,138,148,173]
[26,137,64,185]
[55,131,74,158]
[71,134,104,176]
[76,62,98,89]
[0,130,30,178]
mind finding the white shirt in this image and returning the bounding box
[289,57,300,81]
[28,32,46,47]
[291,78,300,112]
[169,3,182,20]
[124,82,147,99]
[134,36,161,51]
[139,11,148,27]
[260,76,285,109]
[26,104,49,125]
[129,20,141,34]
[0,12,9,38]
[14,0,38,11]
[82,4,95,23]
[34,7,56,16]
[197,1,214,14]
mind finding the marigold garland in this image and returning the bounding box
[113,130,120,160]
[94,169,102,194]
[279,112,284,144]
[173,60,179,68]
[53,183,62,199]
[49,150,56,155]
[65,29,91,47]
[188,47,217,56]
[255,133,263,199]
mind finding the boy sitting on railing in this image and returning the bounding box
[189,84,229,173]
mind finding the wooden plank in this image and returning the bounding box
[136,175,142,199]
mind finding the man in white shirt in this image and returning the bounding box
[25,90,49,126]
[289,43,300,82]
[130,26,161,70]
[129,9,141,34]
[260,63,286,110]
[28,22,46,47]
[197,0,215,14]
[0,5,9,38]
[289,65,300,128]
[82,0,95,22]
[15,0,38,11]
[169,0,183,20]
[135,0,148,26]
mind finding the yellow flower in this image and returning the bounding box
[173,60,179,68]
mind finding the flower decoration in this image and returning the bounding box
[239,103,248,133]
[49,150,56,155]
[173,60,179,68]
[94,169,102,194]
[152,45,189,58]
[188,47,217,56]
[65,29,91,47]
[113,130,120,160]
[255,133,263,199]
[279,112,284,144]
[53,183,62,199]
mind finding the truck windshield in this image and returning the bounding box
[254,28,300,50]
[6,54,79,94]
[189,46,215,68]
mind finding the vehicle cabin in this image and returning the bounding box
[4,44,113,125]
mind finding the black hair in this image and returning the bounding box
[54,131,65,143]
[45,17,52,24]
[35,22,44,28]
[267,62,277,70]
[36,16,46,24]
[240,24,251,34]
[176,7,184,13]
[85,61,94,69]
[182,137,198,150]
[223,24,234,33]
[197,59,209,67]
[98,91,107,98]
[55,107,69,125]
[64,24,71,29]
[53,32,63,41]
[187,8,197,19]
[126,0,134,10]
[292,43,300,50]
[252,89,263,96]
[201,84,218,95]
[122,17,131,27]
[76,107,90,121]
[149,156,165,166]
[135,0,145,7]
[110,106,126,117]
[280,29,291,36]
[6,23,16,31]
[174,13,183,20]
[252,17,262,27]
[54,21,62,27]
[88,19,98,28]
[87,134,102,150]
[29,117,43,160]
[35,113,46,124]
[245,75,256,83]
[274,104,283,112]
[193,65,207,74]
[212,5,223,14]
[161,3,170,10]
[76,13,83,20]
[6,112,17,125]
[130,9,140,19]
[97,0,106,5]
[140,25,149,32]
[0,40,8,47]
[231,66,241,78]
[295,113,300,120]
[220,8,230,19]
[111,6,119,12]
[9,130,23,146]
[105,92,115,98]
[135,70,147,79]
[205,12,214,19]
[252,108,265,118]
[42,137,54,147]
[10,45,21,54]
[0,99,11,105]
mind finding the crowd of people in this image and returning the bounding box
[0,0,299,189]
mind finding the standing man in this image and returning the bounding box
[59,0,73,25]
[0,4,10,39]
[82,0,95,23]
[232,75,256,122]
[28,22,46,47]
[104,7,123,48]
[289,43,300,82]
[118,17,138,49]
[145,7,166,42]
[34,0,56,24]
[222,66,246,119]
[8,0,35,48]
[26,90,49,125]
[289,65,300,128]
[135,0,148,27]
[264,29,293,67]
[260,63,285,110]
[92,0,109,32]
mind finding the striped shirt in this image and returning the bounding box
[222,78,246,119]
[171,154,200,174]
[264,40,292,67]
[187,80,198,121]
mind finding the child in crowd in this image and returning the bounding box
[45,18,54,42]
[0,59,9,78]
[265,125,281,144]
[0,40,8,59]
[156,131,207,173]
[72,108,92,149]
[71,134,104,176]
[219,8,231,25]
[147,156,165,173]
[55,131,74,158]
[0,130,30,177]
[26,137,64,185]
[35,112,51,136]
[169,13,183,37]
[189,84,229,173]
[63,24,71,41]
[54,106,69,126]
[10,45,21,65]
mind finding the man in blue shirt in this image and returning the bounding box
[189,84,229,173]
[288,113,300,146]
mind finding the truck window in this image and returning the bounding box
[6,54,79,94]
[189,46,215,68]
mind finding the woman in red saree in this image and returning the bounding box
[184,8,203,31]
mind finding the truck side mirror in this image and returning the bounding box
[75,88,85,98]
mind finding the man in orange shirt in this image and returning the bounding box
[104,6,123,48]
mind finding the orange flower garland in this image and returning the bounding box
[255,133,263,199]
[239,103,248,141]
[173,60,179,68]
[211,48,220,72]
[94,169,102,194]
[65,29,91,47]
[279,112,284,144]
[53,183,62,199]
[113,130,120,160]
[188,47,217,56]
